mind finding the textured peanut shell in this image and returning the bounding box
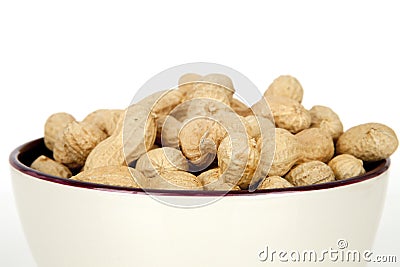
[31,155,72,178]
[336,123,398,161]
[257,176,293,189]
[178,73,202,98]
[268,128,302,176]
[202,178,241,191]
[245,115,274,140]
[154,90,183,117]
[218,135,260,189]
[136,90,183,118]
[196,168,240,191]
[149,171,203,190]
[185,73,234,105]
[296,128,335,163]
[210,183,241,191]
[136,147,188,179]
[156,115,182,148]
[189,86,231,106]
[123,105,157,163]
[202,73,235,93]
[72,166,146,188]
[44,112,76,151]
[264,75,303,103]
[183,92,232,123]
[266,95,311,133]
[174,75,205,121]
[213,111,248,135]
[83,109,123,136]
[251,119,275,187]
[231,98,253,117]
[251,98,274,121]
[183,96,232,121]
[179,73,202,83]
[53,121,107,169]
[189,74,234,102]
[84,106,156,170]
[83,131,125,170]
[309,105,343,141]
[285,161,335,186]
[328,154,366,180]
[197,168,222,188]
[179,118,226,162]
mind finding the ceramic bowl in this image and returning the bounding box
[10,138,390,267]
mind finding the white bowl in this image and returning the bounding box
[10,138,390,267]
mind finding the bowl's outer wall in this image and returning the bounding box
[11,165,389,267]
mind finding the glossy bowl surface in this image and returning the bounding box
[10,138,390,267]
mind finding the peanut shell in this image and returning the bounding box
[136,90,183,118]
[257,176,293,189]
[251,98,274,121]
[266,95,311,133]
[268,128,302,176]
[53,121,107,169]
[231,98,252,117]
[328,154,366,180]
[285,161,335,186]
[149,171,203,190]
[156,115,182,148]
[296,128,335,163]
[84,105,156,170]
[123,104,157,163]
[72,166,146,188]
[178,73,202,98]
[83,109,123,136]
[179,118,226,164]
[196,168,240,191]
[44,112,76,151]
[218,134,260,189]
[309,105,343,141]
[264,75,303,103]
[136,147,188,179]
[31,155,72,178]
[336,123,398,162]
[187,73,234,102]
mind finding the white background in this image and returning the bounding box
[1,0,399,266]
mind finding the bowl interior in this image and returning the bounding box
[10,138,390,196]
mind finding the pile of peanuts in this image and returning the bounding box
[31,74,399,191]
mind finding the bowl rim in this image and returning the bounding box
[10,138,390,197]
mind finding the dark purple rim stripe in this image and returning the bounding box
[9,138,390,197]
